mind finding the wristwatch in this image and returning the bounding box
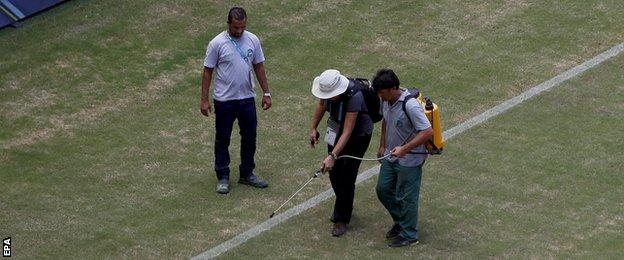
[329,152,337,160]
[263,92,271,97]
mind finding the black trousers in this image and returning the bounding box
[213,98,257,181]
[327,134,372,224]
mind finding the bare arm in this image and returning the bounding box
[309,99,326,148]
[331,111,357,156]
[253,62,272,110]
[377,119,387,160]
[253,62,269,93]
[321,111,357,171]
[200,67,213,117]
[392,127,433,157]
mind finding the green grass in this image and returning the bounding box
[219,53,624,259]
[0,0,623,258]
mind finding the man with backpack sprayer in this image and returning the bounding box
[373,69,433,247]
[309,69,380,237]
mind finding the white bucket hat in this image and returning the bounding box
[311,69,349,99]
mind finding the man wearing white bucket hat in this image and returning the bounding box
[309,69,373,237]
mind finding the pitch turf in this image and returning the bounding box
[1,0,623,258]
[219,53,624,259]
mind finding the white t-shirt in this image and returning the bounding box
[203,31,265,101]
[382,88,432,167]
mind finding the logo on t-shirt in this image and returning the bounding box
[246,49,253,58]
[396,119,403,128]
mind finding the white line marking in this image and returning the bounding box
[192,43,624,259]
[444,43,624,140]
[192,166,380,260]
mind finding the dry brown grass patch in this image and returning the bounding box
[2,59,197,150]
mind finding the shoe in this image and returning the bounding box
[238,174,269,188]
[332,222,347,237]
[216,180,230,194]
[385,223,401,239]
[388,235,419,247]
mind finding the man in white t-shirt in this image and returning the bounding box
[373,69,433,247]
[200,7,272,194]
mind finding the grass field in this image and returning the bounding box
[219,54,624,259]
[1,0,623,258]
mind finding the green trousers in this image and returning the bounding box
[376,159,423,240]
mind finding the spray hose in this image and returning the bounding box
[269,153,392,218]
[336,153,391,161]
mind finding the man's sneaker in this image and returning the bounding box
[332,222,347,237]
[385,223,401,239]
[388,235,419,247]
[238,175,268,188]
[216,180,230,194]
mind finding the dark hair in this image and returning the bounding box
[227,7,247,23]
[372,69,400,92]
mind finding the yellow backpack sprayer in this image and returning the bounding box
[402,87,444,154]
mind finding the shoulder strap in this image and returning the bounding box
[402,94,416,127]
[344,78,359,98]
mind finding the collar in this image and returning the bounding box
[389,87,409,106]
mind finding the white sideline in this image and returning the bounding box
[192,43,624,259]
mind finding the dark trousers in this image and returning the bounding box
[376,160,423,240]
[328,134,371,224]
[214,98,257,181]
